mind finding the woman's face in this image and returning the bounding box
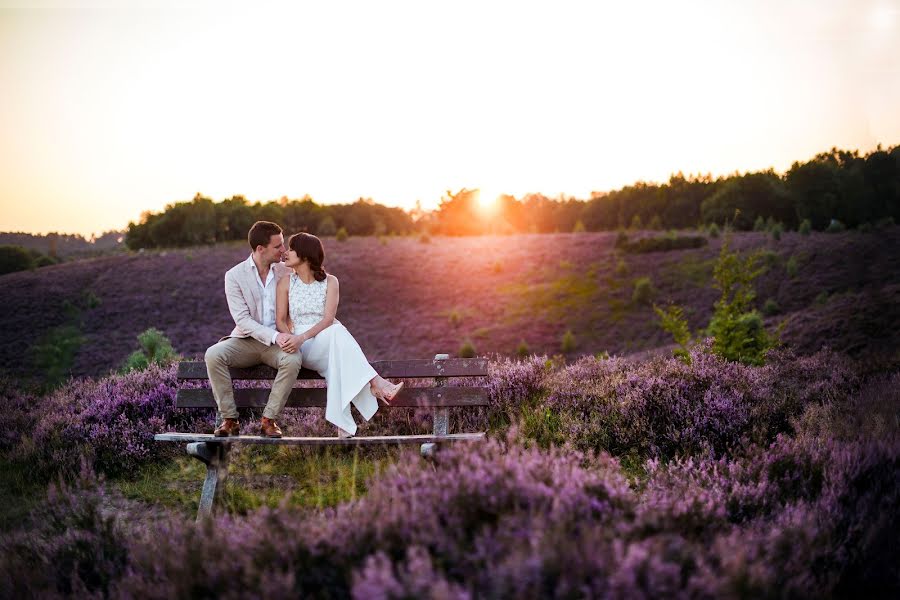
[285,248,302,267]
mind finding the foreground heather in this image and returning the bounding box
[2,429,897,599]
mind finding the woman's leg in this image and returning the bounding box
[305,324,379,435]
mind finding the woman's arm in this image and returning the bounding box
[294,275,340,344]
[275,275,292,334]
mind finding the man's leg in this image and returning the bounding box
[260,344,304,420]
[205,337,265,419]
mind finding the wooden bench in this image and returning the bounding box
[155,354,488,519]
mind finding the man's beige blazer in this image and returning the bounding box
[222,257,290,345]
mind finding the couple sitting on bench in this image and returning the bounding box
[204,221,403,440]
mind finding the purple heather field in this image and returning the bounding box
[1,229,899,598]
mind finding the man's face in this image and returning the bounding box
[261,234,286,264]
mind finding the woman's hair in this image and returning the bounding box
[288,232,327,281]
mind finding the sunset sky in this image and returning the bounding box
[1,0,898,237]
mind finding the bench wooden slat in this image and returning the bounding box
[176,358,489,380]
[154,432,485,445]
[176,386,490,408]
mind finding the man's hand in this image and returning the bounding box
[276,332,298,353]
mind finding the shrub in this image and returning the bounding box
[572,219,586,233]
[560,329,576,352]
[815,291,829,305]
[708,222,720,238]
[31,324,85,388]
[653,303,692,362]
[857,222,873,233]
[335,227,349,242]
[515,340,530,358]
[632,276,655,305]
[770,222,783,241]
[121,328,179,373]
[753,215,766,231]
[826,219,845,233]
[786,254,799,278]
[614,258,629,276]
[762,298,779,316]
[0,245,34,275]
[620,235,707,254]
[630,214,643,230]
[418,233,430,244]
[648,214,663,230]
[798,218,812,235]
[27,364,204,477]
[707,237,777,365]
[614,230,629,248]
[458,340,476,358]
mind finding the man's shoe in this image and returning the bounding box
[261,417,283,438]
[214,418,240,437]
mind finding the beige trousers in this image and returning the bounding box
[204,337,303,420]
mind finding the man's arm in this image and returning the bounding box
[225,270,278,345]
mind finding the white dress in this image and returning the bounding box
[288,273,378,434]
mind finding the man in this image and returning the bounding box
[204,221,303,438]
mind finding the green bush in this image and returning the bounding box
[572,220,586,233]
[762,298,780,316]
[614,258,629,277]
[614,230,629,248]
[753,215,766,231]
[632,276,655,305]
[458,340,476,358]
[648,214,663,230]
[32,324,85,387]
[786,255,799,278]
[619,235,707,254]
[798,219,812,235]
[561,330,576,352]
[515,340,530,358]
[653,303,692,362]
[706,238,777,365]
[318,216,337,236]
[335,227,349,242]
[629,214,642,230]
[825,219,845,233]
[121,328,179,373]
[0,245,34,275]
[770,222,783,241]
[707,223,720,238]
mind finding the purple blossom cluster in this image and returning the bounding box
[21,364,207,476]
[537,344,859,460]
[2,430,897,598]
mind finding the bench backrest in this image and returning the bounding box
[176,358,490,409]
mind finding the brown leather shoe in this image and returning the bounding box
[260,417,283,438]
[214,418,240,437]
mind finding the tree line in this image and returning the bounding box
[124,144,900,248]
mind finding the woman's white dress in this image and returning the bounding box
[288,273,378,434]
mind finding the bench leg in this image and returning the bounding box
[186,442,229,521]
[421,407,449,458]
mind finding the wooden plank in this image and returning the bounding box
[176,386,490,408]
[155,432,486,445]
[177,358,489,380]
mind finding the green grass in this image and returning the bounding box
[501,262,601,322]
[113,445,402,517]
[0,455,47,531]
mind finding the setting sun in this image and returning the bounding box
[475,188,501,214]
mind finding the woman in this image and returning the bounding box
[276,232,403,438]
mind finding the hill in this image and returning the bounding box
[2,229,898,381]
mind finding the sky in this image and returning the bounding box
[0,0,898,237]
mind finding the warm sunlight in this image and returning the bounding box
[475,188,501,215]
[0,0,897,237]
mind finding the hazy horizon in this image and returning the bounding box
[1,0,898,237]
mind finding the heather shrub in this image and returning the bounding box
[486,355,551,428]
[120,327,179,373]
[26,363,205,477]
[0,466,129,599]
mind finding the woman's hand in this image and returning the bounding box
[293,334,307,347]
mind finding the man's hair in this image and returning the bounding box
[248,221,283,251]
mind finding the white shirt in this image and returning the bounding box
[247,255,281,345]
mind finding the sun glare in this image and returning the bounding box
[476,188,500,214]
